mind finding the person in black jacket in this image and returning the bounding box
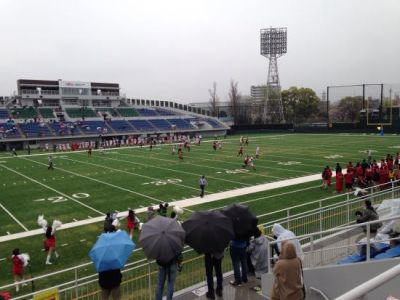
[98,269,122,300]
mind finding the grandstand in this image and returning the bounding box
[0,79,228,150]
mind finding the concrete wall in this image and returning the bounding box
[262,258,400,299]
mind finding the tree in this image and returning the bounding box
[228,80,241,126]
[333,96,363,122]
[208,82,220,117]
[281,87,320,123]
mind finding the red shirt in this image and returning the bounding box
[345,173,353,184]
[12,255,23,275]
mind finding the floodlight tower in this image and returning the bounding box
[260,27,287,123]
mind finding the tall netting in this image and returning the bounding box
[327,84,398,125]
[327,85,364,123]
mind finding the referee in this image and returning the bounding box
[199,175,207,198]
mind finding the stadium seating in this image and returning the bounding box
[108,120,136,133]
[0,109,9,119]
[206,118,224,128]
[78,121,108,134]
[66,108,97,118]
[39,108,55,119]
[10,107,37,119]
[136,108,158,117]
[148,119,172,131]
[49,122,79,136]
[155,108,178,116]
[116,108,139,117]
[168,118,193,130]
[0,123,20,138]
[19,122,52,137]
[129,120,155,131]
[337,242,391,264]
[95,108,120,117]
[373,244,400,260]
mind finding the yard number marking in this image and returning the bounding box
[324,155,343,159]
[142,179,182,186]
[33,193,90,203]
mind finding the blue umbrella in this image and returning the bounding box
[89,230,135,272]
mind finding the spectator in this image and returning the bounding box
[157,203,168,217]
[146,206,155,221]
[355,200,381,233]
[229,238,248,286]
[204,252,224,299]
[272,223,304,260]
[98,269,122,300]
[155,253,182,300]
[270,242,305,300]
[247,228,269,279]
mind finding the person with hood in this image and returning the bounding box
[247,228,269,279]
[270,242,305,300]
[272,224,304,260]
[355,199,381,233]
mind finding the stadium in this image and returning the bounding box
[1,1,400,300]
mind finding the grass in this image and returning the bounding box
[0,132,399,295]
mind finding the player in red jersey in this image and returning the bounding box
[344,171,354,192]
[335,171,344,193]
[127,209,140,239]
[237,146,244,157]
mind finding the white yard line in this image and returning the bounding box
[61,156,202,192]
[0,172,324,243]
[90,152,254,187]
[21,157,163,203]
[0,203,29,231]
[0,163,104,216]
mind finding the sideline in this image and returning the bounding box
[0,171,325,243]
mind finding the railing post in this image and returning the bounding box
[346,193,350,224]
[319,201,323,239]
[366,224,371,262]
[267,241,272,274]
[74,267,78,299]
[286,209,290,230]
[148,261,152,300]
[392,180,395,200]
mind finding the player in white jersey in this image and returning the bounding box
[255,146,260,159]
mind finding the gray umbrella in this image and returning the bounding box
[138,216,185,264]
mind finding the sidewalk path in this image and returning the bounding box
[0,173,324,243]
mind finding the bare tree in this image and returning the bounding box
[228,79,241,126]
[208,82,220,117]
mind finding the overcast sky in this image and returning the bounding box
[0,0,399,103]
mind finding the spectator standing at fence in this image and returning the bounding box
[272,223,304,260]
[229,238,248,286]
[127,209,139,239]
[199,175,207,198]
[98,269,122,300]
[355,199,381,233]
[270,242,305,300]
[12,249,28,292]
[247,227,269,279]
[155,253,182,300]
[204,251,224,299]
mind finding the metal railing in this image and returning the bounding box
[2,180,399,299]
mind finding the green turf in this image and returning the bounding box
[0,132,399,294]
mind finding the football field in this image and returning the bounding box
[0,132,399,287]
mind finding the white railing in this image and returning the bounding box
[2,180,399,299]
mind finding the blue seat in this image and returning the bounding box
[168,118,193,130]
[155,108,177,116]
[20,123,52,137]
[79,121,107,134]
[129,120,155,131]
[337,243,390,264]
[207,118,224,128]
[373,244,400,260]
[148,119,172,131]
[0,109,9,119]
[108,120,135,133]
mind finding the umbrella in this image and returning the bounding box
[89,230,135,272]
[139,216,185,264]
[182,210,234,254]
[221,204,258,240]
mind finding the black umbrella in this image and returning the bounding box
[182,210,234,254]
[138,216,185,264]
[221,204,258,240]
